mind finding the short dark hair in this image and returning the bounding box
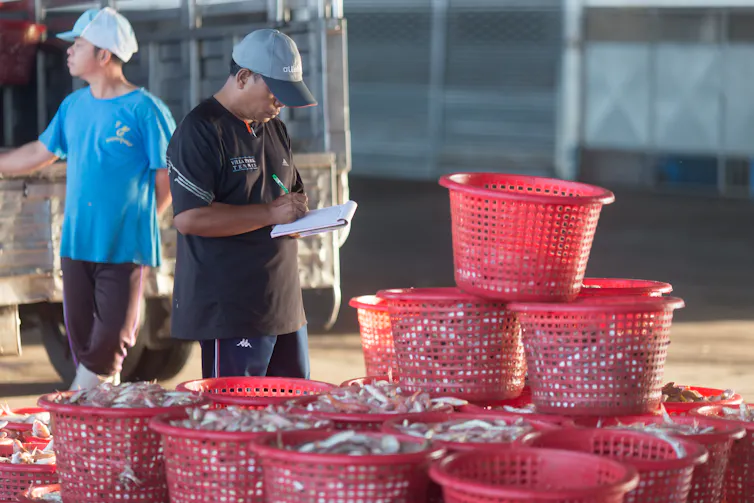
[96,47,123,66]
[230,58,243,76]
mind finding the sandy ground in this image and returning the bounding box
[0,176,753,407]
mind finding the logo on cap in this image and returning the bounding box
[283,64,302,74]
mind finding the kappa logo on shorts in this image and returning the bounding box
[230,156,258,172]
[236,339,253,348]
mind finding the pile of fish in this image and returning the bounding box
[662,382,736,403]
[173,406,331,432]
[290,431,424,455]
[26,490,62,503]
[0,419,51,444]
[603,413,720,457]
[302,381,467,414]
[0,439,55,465]
[489,404,537,414]
[0,404,51,425]
[54,382,202,409]
[393,416,535,444]
[717,404,754,422]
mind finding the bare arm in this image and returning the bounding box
[0,141,58,176]
[173,193,308,238]
[155,169,172,215]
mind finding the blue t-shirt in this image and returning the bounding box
[39,87,176,267]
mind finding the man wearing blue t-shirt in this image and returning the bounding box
[0,7,176,390]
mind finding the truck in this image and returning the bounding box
[0,0,351,386]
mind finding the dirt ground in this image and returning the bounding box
[1,176,753,407]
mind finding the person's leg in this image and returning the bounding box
[266,324,310,379]
[199,340,215,379]
[75,263,144,378]
[62,259,101,390]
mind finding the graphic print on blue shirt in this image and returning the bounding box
[39,87,176,267]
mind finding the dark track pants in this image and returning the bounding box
[199,325,310,379]
[61,258,145,376]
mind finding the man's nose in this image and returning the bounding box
[66,46,73,56]
[273,98,284,109]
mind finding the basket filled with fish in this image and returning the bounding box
[18,484,60,503]
[377,287,526,402]
[349,295,397,377]
[37,382,208,503]
[691,403,754,503]
[176,376,335,410]
[251,430,443,503]
[523,427,708,503]
[457,403,577,427]
[288,379,467,431]
[509,296,686,416]
[339,374,399,387]
[578,278,673,298]
[596,413,746,503]
[382,412,557,452]
[0,439,57,502]
[0,419,52,457]
[661,382,743,416]
[150,406,333,503]
[0,407,50,433]
[429,447,639,503]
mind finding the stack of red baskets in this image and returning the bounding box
[345,173,712,502]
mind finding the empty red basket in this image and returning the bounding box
[523,427,708,503]
[439,173,615,302]
[252,430,443,503]
[430,447,639,503]
[692,404,754,503]
[349,295,397,377]
[509,296,685,416]
[377,287,526,402]
[176,377,335,409]
[579,278,673,298]
[38,391,210,503]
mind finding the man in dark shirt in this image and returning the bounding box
[166,29,316,378]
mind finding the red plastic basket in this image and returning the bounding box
[0,464,57,502]
[0,408,49,432]
[439,173,615,302]
[17,484,60,503]
[523,427,708,503]
[288,395,453,431]
[0,21,46,86]
[692,404,754,503]
[430,447,638,503]
[175,376,335,409]
[349,295,397,377]
[377,287,526,402]
[465,385,533,410]
[579,278,673,298]
[597,414,745,503]
[662,386,743,416]
[149,410,330,503]
[509,296,686,416]
[252,429,443,503]
[37,391,210,503]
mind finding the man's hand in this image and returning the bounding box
[267,193,308,225]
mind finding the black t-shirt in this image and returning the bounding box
[166,98,306,341]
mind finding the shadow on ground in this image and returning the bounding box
[308,176,754,333]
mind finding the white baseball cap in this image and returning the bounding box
[232,29,317,108]
[57,7,138,63]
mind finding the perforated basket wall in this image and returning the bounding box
[379,288,526,402]
[510,296,685,416]
[349,296,397,377]
[439,174,615,302]
[0,465,57,502]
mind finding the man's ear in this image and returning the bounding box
[236,69,253,88]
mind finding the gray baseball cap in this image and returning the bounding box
[232,29,317,108]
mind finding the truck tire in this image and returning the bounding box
[33,302,146,388]
[129,342,194,382]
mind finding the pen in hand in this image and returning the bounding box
[272,174,289,194]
